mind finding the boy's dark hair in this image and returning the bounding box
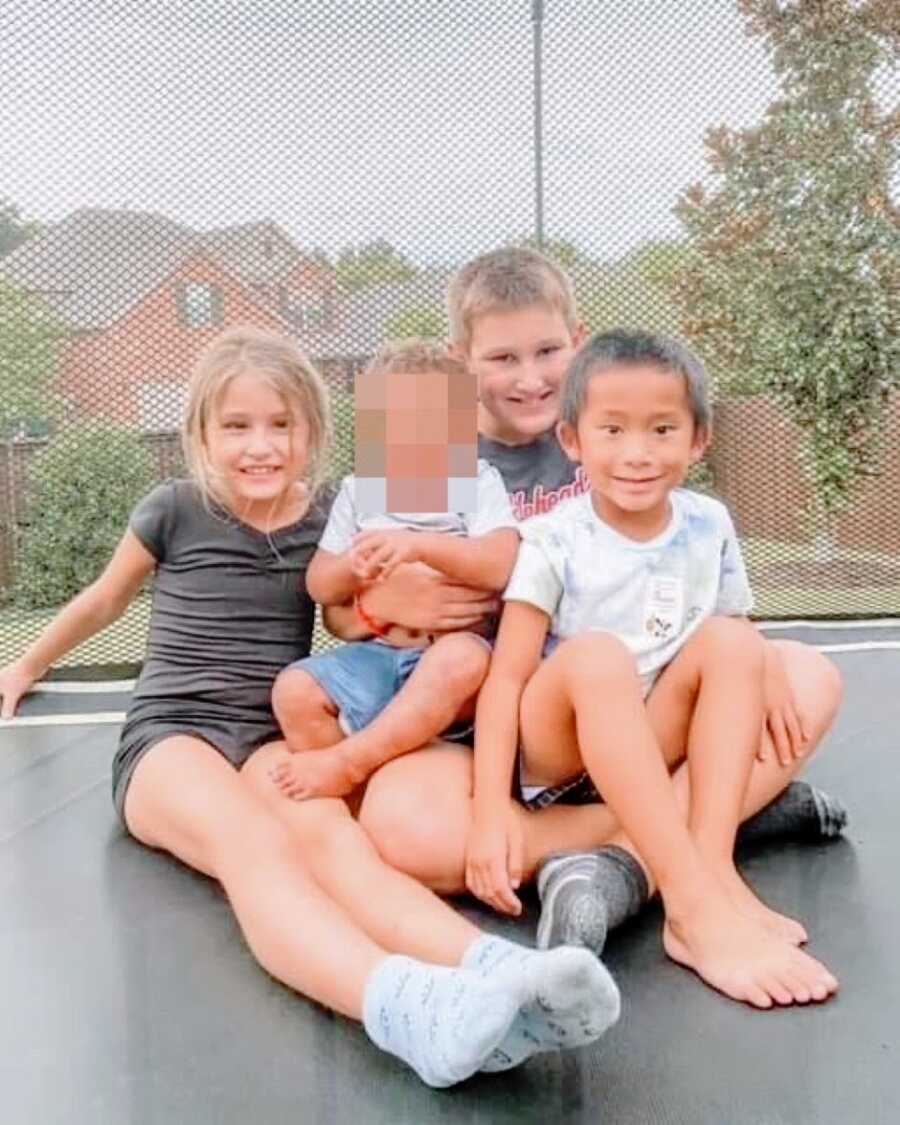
[560,329,711,433]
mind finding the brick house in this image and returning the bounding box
[0,209,341,429]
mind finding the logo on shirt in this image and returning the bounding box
[644,576,684,640]
[511,466,591,521]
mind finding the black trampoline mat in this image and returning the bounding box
[1,643,898,1124]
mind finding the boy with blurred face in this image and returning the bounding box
[269,340,518,801]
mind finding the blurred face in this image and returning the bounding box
[354,367,477,512]
[462,304,584,446]
[558,364,708,539]
[206,372,309,518]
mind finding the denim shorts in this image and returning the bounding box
[289,639,477,742]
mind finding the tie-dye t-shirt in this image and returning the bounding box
[504,488,753,685]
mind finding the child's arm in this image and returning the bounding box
[351,564,499,634]
[320,600,371,641]
[465,600,550,916]
[760,642,808,766]
[306,477,366,607]
[712,498,805,765]
[0,530,156,717]
[350,527,519,591]
[306,547,365,606]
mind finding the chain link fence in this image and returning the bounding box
[1,0,898,670]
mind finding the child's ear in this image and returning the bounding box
[690,424,711,463]
[570,320,587,349]
[446,340,465,363]
[556,419,581,464]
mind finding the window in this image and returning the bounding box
[177,281,223,328]
[279,289,333,332]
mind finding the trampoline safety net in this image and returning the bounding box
[1,0,898,670]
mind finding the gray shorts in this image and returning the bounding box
[112,712,282,829]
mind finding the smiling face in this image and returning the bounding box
[462,304,584,446]
[205,371,310,522]
[558,363,709,539]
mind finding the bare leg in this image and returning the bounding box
[360,641,842,894]
[516,627,838,1008]
[270,634,490,800]
[240,742,480,965]
[360,743,617,891]
[124,735,384,1017]
[271,667,344,751]
[125,736,621,1085]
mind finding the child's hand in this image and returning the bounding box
[0,661,37,719]
[760,645,809,767]
[350,530,423,583]
[465,804,524,917]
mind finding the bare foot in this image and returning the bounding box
[712,862,808,945]
[662,895,838,1009]
[268,748,363,800]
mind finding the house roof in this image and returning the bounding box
[200,221,316,289]
[315,268,452,360]
[0,209,317,332]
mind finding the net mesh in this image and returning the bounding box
[1,0,898,670]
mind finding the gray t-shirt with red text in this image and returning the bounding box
[477,430,590,522]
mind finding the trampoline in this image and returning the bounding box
[2,621,898,1124]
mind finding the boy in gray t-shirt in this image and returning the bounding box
[268,341,518,802]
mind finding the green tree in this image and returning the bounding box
[0,198,41,259]
[576,240,686,336]
[383,303,447,340]
[334,239,417,292]
[0,278,63,438]
[673,0,900,524]
[519,235,584,268]
[14,425,157,609]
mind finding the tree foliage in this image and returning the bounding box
[0,198,41,259]
[0,278,64,439]
[14,425,157,609]
[576,240,686,337]
[673,0,900,520]
[334,239,417,293]
[383,302,447,341]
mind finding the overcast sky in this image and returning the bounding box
[3,0,897,265]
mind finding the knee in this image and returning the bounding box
[774,640,844,731]
[558,631,637,685]
[358,771,429,866]
[271,668,332,728]
[693,615,765,673]
[360,761,468,892]
[428,634,490,696]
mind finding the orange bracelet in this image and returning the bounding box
[354,592,392,638]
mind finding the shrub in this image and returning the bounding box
[14,424,157,609]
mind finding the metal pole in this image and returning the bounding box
[532,0,545,249]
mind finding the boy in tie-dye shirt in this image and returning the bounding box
[467,329,839,1013]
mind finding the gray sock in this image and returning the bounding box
[736,781,848,848]
[536,845,650,955]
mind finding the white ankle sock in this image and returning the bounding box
[362,954,520,1088]
[462,934,621,1072]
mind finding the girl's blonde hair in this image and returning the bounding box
[182,325,332,509]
